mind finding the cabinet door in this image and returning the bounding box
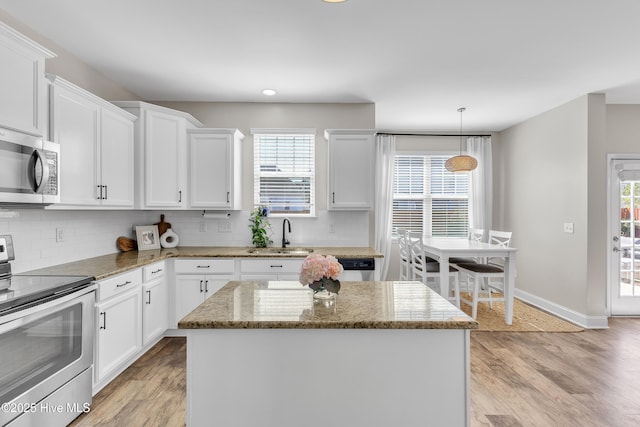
[328,133,374,210]
[100,108,134,207]
[95,287,142,383]
[175,275,206,322]
[189,133,232,208]
[142,277,167,346]
[203,276,231,298]
[51,85,100,205]
[144,109,185,208]
[0,30,47,136]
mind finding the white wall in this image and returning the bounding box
[0,10,138,101]
[0,210,147,273]
[494,94,607,324]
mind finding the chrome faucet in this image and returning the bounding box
[282,218,291,248]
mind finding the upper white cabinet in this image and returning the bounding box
[325,129,376,210]
[187,128,244,210]
[0,21,55,136]
[113,101,203,209]
[48,76,135,207]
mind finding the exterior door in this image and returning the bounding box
[609,157,640,315]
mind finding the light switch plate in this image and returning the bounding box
[563,222,574,233]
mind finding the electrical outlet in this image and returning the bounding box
[199,221,207,232]
[329,223,335,233]
[563,222,574,234]
[218,220,232,233]
[56,227,64,242]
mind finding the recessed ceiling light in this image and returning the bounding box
[323,0,347,3]
[262,89,276,96]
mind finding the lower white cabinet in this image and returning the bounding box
[239,258,303,281]
[174,259,235,326]
[94,269,143,386]
[142,262,167,346]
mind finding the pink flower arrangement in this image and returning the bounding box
[299,254,343,293]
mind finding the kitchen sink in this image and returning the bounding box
[247,247,314,256]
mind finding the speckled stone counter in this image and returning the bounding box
[24,246,383,280]
[184,280,475,426]
[179,280,477,330]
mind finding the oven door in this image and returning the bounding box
[0,287,95,426]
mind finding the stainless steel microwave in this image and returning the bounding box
[0,126,59,205]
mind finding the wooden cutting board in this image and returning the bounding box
[116,236,137,252]
[155,214,171,236]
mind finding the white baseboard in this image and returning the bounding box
[514,289,609,329]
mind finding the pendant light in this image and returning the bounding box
[445,107,478,173]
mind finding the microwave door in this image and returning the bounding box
[0,139,43,204]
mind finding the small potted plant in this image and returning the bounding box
[249,206,272,248]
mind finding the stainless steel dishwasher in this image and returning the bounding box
[337,258,376,281]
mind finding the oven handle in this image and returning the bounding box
[27,148,51,194]
[0,284,97,330]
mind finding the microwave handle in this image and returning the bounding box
[27,148,51,194]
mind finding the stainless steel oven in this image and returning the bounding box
[0,236,95,427]
[0,126,59,206]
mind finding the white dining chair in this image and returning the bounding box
[398,228,412,280]
[455,230,512,319]
[409,231,460,307]
[449,228,485,266]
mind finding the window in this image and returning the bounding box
[393,154,469,238]
[253,130,315,215]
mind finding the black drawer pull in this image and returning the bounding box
[116,280,132,288]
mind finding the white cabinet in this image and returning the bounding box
[188,128,244,209]
[174,259,236,326]
[142,262,167,345]
[0,22,55,136]
[325,129,376,210]
[94,269,143,386]
[239,258,303,281]
[113,101,203,209]
[48,76,135,207]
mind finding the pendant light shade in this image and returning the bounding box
[445,107,478,173]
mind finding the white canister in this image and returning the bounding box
[160,228,179,248]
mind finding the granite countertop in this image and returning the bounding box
[178,280,478,330]
[25,246,383,280]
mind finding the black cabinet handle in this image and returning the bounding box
[116,280,132,288]
[205,280,209,293]
[100,311,106,330]
[199,280,204,293]
[178,190,182,203]
[146,289,151,304]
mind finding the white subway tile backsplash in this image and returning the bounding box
[1,208,370,274]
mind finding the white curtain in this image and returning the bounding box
[374,134,396,280]
[468,136,493,239]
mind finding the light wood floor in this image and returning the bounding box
[71,318,640,427]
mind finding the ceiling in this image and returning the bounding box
[2,0,640,132]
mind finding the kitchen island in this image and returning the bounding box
[179,280,477,427]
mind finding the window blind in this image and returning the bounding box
[393,155,469,238]
[253,133,315,215]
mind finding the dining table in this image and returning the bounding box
[421,237,518,325]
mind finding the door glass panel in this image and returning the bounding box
[620,181,640,297]
[0,303,82,403]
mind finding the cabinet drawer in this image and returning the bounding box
[240,259,303,274]
[143,261,166,281]
[174,259,235,274]
[97,269,142,301]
